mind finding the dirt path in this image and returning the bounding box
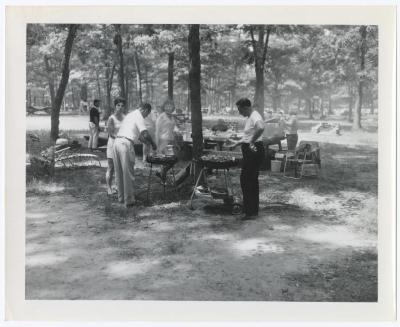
[26,184,377,301]
[26,137,378,301]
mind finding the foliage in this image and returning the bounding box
[26,24,378,117]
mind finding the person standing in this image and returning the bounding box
[113,103,157,207]
[88,99,101,151]
[155,99,180,181]
[231,98,265,220]
[284,110,299,151]
[105,98,125,195]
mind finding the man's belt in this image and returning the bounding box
[116,136,135,143]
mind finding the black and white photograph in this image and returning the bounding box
[4,4,396,322]
[24,22,380,302]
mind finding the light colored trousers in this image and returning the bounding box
[112,137,136,206]
[88,122,99,149]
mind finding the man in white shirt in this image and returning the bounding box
[231,98,265,220]
[113,103,157,207]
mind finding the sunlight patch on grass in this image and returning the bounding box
[296,225,376,249]
[288,188,342,212]
[200,233,236,242]
[298,130,377,147]
[26,253,68,267]
[271,224,293,231]
[150,202,182,210]
[149,221,175,232]
[232,238,285,256]
[106,259,160,279]
[27,179,65,194]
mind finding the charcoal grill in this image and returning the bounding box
[189,151,243,215]
[146,154,179,202]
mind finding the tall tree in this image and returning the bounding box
[43,54,56,107]
[168,51,174,100]
[247,25,271,117]
[353,26,367,130]
[188,24,203,180]
[113,24,126,101]
[50,24,79,141]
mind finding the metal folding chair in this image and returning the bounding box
[283,141,321,179]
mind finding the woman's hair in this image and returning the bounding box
[161,99,175,113]
[114,97,126,106]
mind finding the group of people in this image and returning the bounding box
[94,98,180,207]
[89,95,298,221]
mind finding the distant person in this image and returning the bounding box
[284,110,299,151]
[80,100,88,113]
[155,99,180,182]
[88,99,101,151]
[230,98,265,221]
[105,98,125,195]
[113,103,157,207]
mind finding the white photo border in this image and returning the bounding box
[5,5,396,321]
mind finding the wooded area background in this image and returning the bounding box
[26,24,378,140]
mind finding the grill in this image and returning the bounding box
[200,151,242,169]
[190,150,243,215]
[146,154,178,165]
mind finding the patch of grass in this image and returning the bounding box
[284,250,377,302]
[26,178,65,196]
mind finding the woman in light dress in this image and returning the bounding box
[155,99,180,181]
[106,98,125,195]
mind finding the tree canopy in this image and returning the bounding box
[27,24,378,123]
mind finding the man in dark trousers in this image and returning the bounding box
[231,98,265,220]
[88,99,101,151]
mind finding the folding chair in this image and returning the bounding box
[283,141,321,179]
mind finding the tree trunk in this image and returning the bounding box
[272,95,278,113]
[44,55,55,107]
[297,97,301,112]
[27,89,32,107]
[150,78,154,103]
[96,70,102,100]
[133,51,142,105]
[80,82,88,102]
[144,65,150,101]
[348,85,354,123]
[188,24,203,181]
[249,26,271,118]
[254,59,264,116]
[306,98,313,119]
[353,25,367,130]
[125,60,130,110]
[370,99,375,115]
[168,52,174,100]
[114,24,126,100]
[320,98,324,118]
[328,95,333,115]
[231,62,238,111]
[104,63,115,120]
[50,24,78,142]
[71,86,78,110]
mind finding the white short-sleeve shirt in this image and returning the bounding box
[117,109,147,142]
[242,110,264,143]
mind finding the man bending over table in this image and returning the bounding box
[113,103,157,207]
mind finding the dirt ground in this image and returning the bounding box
[25,131,377,301]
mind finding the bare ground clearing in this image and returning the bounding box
[26,136,378,301]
